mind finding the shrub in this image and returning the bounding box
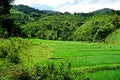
[33,62,83,80]
[0,38,31,64]
[0,39,11,58]
[7,52,20,64]
[0,63,32,80]
[0,62,85,80]
[12,69,32,80]
[7,38,31,64]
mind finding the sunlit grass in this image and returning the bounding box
[30,39,120,68]
[86,70,120,80]
[1,38,120,79]
[20,43,53,67]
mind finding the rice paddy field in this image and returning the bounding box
[27,39,120,80]
[0,38,120,80]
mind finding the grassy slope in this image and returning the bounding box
[106,28,120,44]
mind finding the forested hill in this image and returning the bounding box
[13,5,62,20]
[2,5,120,42]
[12,5,116,22]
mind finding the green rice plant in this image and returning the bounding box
[85,70,120,80]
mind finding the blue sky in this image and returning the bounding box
[14,0,120,13]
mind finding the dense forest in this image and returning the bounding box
[1,4,120,42]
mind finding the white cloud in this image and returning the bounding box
[34,0,68,7]
[14,0,120,13]
[56,0,120,13]
[14,0,69,7]
[14,0,34,6]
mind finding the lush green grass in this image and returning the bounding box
[20,42,53,67]
[1,38,120,79]
[106,28,120,44]
[29,39,120,79]
[85,70,120,80]
[30,39,120,67]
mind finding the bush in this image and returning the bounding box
[12,69,32,80]
[0,39,11,58]
[0,38,31,64]
[0,61,85,80]
[33,62,83,80]
[0,63,33,80]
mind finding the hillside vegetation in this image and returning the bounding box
[106,28,120,43]
[0,5,120,42]
[73,15,115,42]
[8,5,120,42]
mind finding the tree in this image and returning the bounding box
[0,0,18,37]
[112,11,120,29]
[0,0,14,15]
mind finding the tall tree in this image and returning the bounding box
[0,0,14,15]
[0,0,17,37]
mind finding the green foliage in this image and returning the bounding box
[0,63,15,79]
[12,68,32,80]
[93,23,115,42]
[112,13,120,29]
[0,38,21,64]
[0,62,84,80]
[92,8,115,15]
[0,38,31,64]
[0,39,10,57]
[14,5,62,20]
[0,0,21,38]
[105,28,120,43]
[0,15,21,37]
[21,14,86,40]
[33,62,83,80]
[2,5,119,42]
[18,6,119,42]
[7,38,31,64]
[73,15,115,42]
[0,62,33,80]
[10,8,35,25]
[0,0,14,15]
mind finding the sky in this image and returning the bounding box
[14,0,120,13]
